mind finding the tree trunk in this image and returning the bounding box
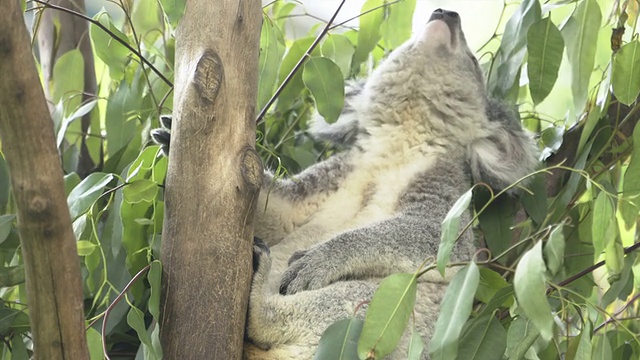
[159,0,262,358]
[36,0,99,178]
[0,1,89,359]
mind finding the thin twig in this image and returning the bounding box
[29,0,173,87]
[255,0,346,124]
[91,264,151,360]
[550,242,640,294]
[593,293,640,333]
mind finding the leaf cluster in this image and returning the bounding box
[0,0,639,359]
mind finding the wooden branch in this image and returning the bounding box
[35,0,99,178]
[159,0,262,358]
[0,1,89,359]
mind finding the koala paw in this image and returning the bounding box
[150,115,172,155]
[279,247,337,295]
[252,236,270,274]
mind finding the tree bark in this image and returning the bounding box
[159,0,262,358]
[36,0,99,178]
[0,1,89,359]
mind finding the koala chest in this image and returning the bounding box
[282,150,438,252]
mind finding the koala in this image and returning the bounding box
[152,9,538,360]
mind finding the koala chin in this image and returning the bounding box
[153,8,538,360]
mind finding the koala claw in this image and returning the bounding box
[252,237,270,274]
[279,249,334,295]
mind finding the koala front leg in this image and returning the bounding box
[278,210,468,295]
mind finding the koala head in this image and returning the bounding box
[361,9,492,146]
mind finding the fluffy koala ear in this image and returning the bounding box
[468,99,539,193]
[308,79,366,147]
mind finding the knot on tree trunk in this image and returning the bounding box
[240,147,263,191]
[194,49,223,104]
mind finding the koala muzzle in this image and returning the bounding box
[428,9,460,30]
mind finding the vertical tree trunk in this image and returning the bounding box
[0,1,89,359]
[36,0,98,178]
[159,0,262,358]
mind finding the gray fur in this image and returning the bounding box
[245,9,538,360]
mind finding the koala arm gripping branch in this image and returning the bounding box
[254,152,354,246]
[279,161,476,295]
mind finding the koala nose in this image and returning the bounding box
[429,9,460,25]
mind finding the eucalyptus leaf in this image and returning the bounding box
[612,40,640,105]
[437,189,472,275]
[358,273,417,360]
[303,57,345,124]
[562,0,602,112]
[429,263,480,360]
[527,17,564,105]
[514,241,554,341]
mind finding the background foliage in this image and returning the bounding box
[0,0,638,359]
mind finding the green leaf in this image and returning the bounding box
[520,174,547,225]
[321,34,355,79]
[543,224,565,276]
[148,261,162,320]
[64,172,81,196]
[358,273,417,359]
[131,0,161,46]
[475,268,510,304]
[0,215,15,245]
[56,100,98,148]
[456,315,506,360]
[303,57,345,124]
[514,241,554,341]
[52,49,84,117]
[562,0,602,112]
[127,306,159,359]
[591,334,612,360]
[67,172,114,220]
[577,106,602,156]
[380,0,416,50]
[0,154,9,212]
[11,335,28,360]
[159,0,185,28]
[406,327,424,360]
[505,316,540,360]
[123,179,158,204]
[105,79,143,157]
[314,318,363,360]
[604,237,624,284]
[478,285,515,318]
[429,263,480,360]
[592,191,616,262]
[77,240,97,256]
[352,0,384,71]
[275,37,315,111]
[527,17,564,105]
[257,15,286,112]
[86,327,104,360]
[566,320,592,360]
[476,193,515,264]
[612,40,640,105]
[620,122,640,229]
[90,12,131,81]
[437,189,472,275]
[489,0,541,97]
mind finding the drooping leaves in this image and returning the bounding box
[514,241,554,341]
[429,263,480,360]
[562,0,602,112]
[527,17,564,105]
[358,273,417,359]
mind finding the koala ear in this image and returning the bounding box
[468,100,538,193]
